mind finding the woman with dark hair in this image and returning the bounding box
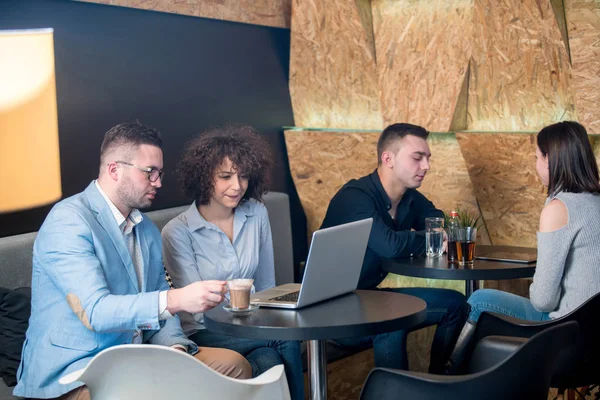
[448,121,600,369]
[162,125,304,400]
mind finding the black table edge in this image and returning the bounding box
[381,259,536,281]
[204,292,428,341]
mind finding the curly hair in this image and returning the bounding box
[177,125,273,205]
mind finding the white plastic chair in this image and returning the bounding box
[59,344,291,400]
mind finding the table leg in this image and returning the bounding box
[307,339,327,400]
[465,280,480,298]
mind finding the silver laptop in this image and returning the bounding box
[251,218,373,309]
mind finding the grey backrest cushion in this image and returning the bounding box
[0,191,294,290]
[146,205,189,232]
[0,233,37,291]
[259,192,294,285]
[0,382,15,400]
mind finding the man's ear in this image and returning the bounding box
[381,150,394,168]
[106,161,120,182]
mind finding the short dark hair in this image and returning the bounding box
[100,122,163,164]
[177,125,273,205]
[537,121,600,195]
[377,123,429,165]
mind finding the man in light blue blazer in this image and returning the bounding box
[14,123,251,399]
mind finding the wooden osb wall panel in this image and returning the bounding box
[551,0,571,58]
[419,134,491,244]
[371,0,473,131]
[468,0,577,131]
[289,0,383,130]
[284,130,379,236]
[593,136,600,165]
[356,0,376,60]
[565,0,600,133]
[322,349,374,399]
[79,0,292,28]
[456,133,547,247]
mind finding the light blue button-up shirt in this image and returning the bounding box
[162,199,275,335]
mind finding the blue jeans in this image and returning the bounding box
[467,289,551,323]
[190,330,304,400]
[333,287,468,373]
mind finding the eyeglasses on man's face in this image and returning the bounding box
[114,161,164,182]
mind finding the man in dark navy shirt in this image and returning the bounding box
[321,123,467,373]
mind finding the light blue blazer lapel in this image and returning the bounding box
[84,183,140,292]
[137,225,150,293]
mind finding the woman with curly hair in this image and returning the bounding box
[162,125,303,400]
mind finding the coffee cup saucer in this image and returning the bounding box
[223,303,259,316]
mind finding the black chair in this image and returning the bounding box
[466,292,600,397]
[359,321,579,400]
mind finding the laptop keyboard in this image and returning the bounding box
[269,291,300,302]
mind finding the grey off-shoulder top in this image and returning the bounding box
[529,191,600,319]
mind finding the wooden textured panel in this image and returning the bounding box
[325,349,373,399]
[419,134,491,244]
[356,0,376,59]
[468,0,577,131]
[371,0,473,131]
[79,0,292,28]
[551,0,571,58]
[380,275,465,294]
[593,136,600,165]
[457,133,547,247]
[289,0,382,130]
[566,0,600,133]
[284,130,379,236]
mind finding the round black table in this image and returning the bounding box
[382,245,537,297]
[204,290,427,400]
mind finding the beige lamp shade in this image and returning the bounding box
[0,28,62,213]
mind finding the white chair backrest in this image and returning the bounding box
[59,344,291,400]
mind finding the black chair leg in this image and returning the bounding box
[445,319,477,374]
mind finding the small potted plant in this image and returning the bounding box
[445,208,482,266]
[456,208,482,229]
[443,208,482,229]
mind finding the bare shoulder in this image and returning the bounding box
[539,199,568,232]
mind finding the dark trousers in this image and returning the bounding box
[333,287,468,373]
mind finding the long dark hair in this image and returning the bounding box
[537,121,600,195]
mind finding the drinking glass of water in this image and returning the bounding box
[425,217,445,257]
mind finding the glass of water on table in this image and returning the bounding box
[425,217,444,257]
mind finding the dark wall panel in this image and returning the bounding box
[0,0,308,273]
